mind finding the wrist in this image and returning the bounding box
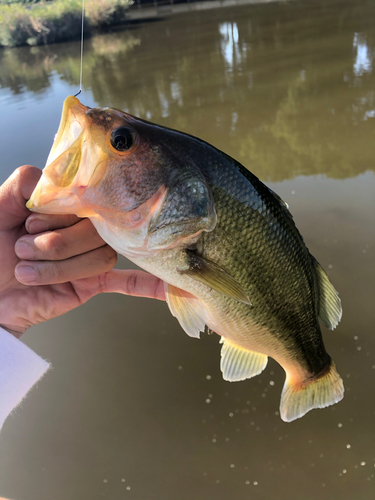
[0,324,25,339]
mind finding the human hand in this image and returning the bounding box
[0,166,165,338]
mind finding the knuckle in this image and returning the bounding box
[126,272,139,295]
[39,232,67,259]
[42,261,64,283]
[101,245,117,269]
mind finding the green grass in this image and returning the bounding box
[0,0,133,47]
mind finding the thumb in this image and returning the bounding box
[0,166,42,231]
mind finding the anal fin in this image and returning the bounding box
[220,337,268,382]
[165,283,206,339]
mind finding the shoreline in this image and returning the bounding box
[0,0,288,48]
[127,0,286,21]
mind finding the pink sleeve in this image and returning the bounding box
[0,328,50,430]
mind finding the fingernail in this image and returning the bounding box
[27,219,49,234]
[15,265,37,283]
[15,241,35,260]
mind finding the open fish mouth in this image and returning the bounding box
[27,96,99,216]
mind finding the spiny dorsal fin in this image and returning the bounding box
[312,258,342,330]
[267,187,292,217]
[280,361,344,422]
[220,337,268,381]
[164,283,206,339]
[179,251,251,305]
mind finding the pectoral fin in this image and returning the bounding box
[179,251,251,305]
[220,337,268,381]
[165,283,206,339]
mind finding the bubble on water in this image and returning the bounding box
[206,399,211,404]
[245,480,250,485]
[328,264,333,269]
[291,190,296,195]
[230,464,235,468]
[343,469,347,474]
[269,380,275,386]
[126,486,131,490]
[322,483,326,487]
[206,375,212,380]
[208,393,213,398]
[346,444,351,449]
[178,365,183,370]
[212,438,217,443]
[103,479,108,483]
[354,336,359,340]
[253,481,258,485]
[229,412,234,417]
[338,423,343,428]
[215,479,220,484]
[262,393,266,398]
[225,437,230,442]
[121,478,126,483]
[361,462,366,466]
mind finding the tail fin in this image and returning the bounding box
[280,361,344,422]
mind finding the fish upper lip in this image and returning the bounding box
[46,95,89,168]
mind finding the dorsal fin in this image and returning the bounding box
[220,337,268,381]
[312,258,342,330]
[267,187,292,217]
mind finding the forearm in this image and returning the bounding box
[0,328,50,430]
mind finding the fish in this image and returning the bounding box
[27,96,344,422]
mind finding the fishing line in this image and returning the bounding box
[74,0,85,97]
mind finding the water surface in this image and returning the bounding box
[0,1,374,499]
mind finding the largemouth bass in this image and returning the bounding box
[27,96,344,422]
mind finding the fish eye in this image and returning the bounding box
[110,127,134,152]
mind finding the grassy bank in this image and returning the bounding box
[0,0,133,47]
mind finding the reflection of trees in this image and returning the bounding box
[1,0,375,181]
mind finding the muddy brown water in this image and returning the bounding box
[0,0,374,499]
